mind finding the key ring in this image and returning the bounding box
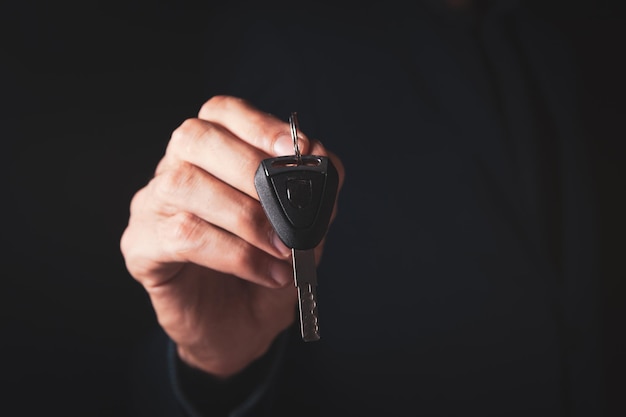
[289,112,302,165]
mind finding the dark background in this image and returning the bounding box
[2,0,625,415]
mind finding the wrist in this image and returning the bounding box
[176,341,270,380]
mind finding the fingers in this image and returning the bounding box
[162,118,266,199]
[155,212,293,288]
[121,184,293,289]
[150,160,290,256]
[163,96,343,201]
[198,95,315,158]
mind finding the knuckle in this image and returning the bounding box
[119,230,150,282]
[238,244,274,279]
[152,163,197,203]
[126,257,153,284]
[168,118,202,155]
[163,212,203,253]
[119,226,133,259]
[169,118,222,163]
[227,241,256,270]
[128,187,147,215]
[200,95,246,116]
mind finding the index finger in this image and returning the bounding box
[198,95,313,157]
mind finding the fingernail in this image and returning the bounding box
[270,261,293,287]
[273,233,291,257]
[273,134,295,156]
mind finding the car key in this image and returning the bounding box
[254,112,339,341]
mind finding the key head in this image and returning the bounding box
[255,155,339,250]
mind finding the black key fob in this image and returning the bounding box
[254,155,339,250]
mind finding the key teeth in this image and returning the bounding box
[301,309,320,342]
[301,318,320,342]
[298,284,320,342]
[303,331,320,342]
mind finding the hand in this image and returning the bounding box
[120,96,344,378]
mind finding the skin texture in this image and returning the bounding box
[120,95,345,379]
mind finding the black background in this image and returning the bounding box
[2,0,625,415]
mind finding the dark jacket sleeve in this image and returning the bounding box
[169,329,291,417]
[128,323,298,417]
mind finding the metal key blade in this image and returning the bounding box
[292,248,320,342]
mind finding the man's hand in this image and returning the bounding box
[120,96,344,378]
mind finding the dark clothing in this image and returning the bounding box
[131,1,605,416]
